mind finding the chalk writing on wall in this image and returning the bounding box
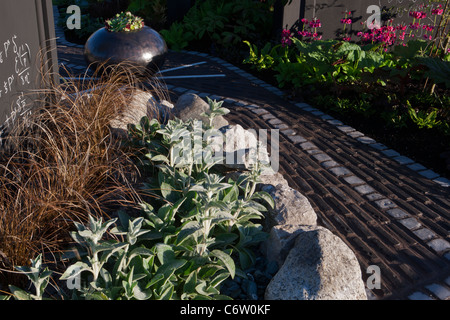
[0,34,33,132]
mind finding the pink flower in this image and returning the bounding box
[301,18,309,24]
[432,5,444,15]
[281,29,293,46]
[309,18,321,28]
[409,22,421,30]
[409,11,427,19]
[422,24,435,32]
[340,18,352,24]
[298,30,312,37]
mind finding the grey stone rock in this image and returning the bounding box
[110,89,174,136]
[258,172,289,189]
[173,93,228,129]
[151,98,174,124]
[212,124,271,171]
[265,226,367,300]
[110,89,153,132]
[260,184,317,229]
[262,224,315,268]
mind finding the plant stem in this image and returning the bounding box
[431,0,449,56]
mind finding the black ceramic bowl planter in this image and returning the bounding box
[84,25,168,78]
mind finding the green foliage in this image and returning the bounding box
[417,57,450,88]
[244,37,449,91]
[407,101,442,130]
[160,0,276,51]
[243,41,289,71]
[244,39,391,89]
[335,97,375,116]
[8,255,53,300]
[7,98,272,300]
[202,97,231,128]
[244,36,449,136]
[160,22,194,51]
[311,94,375,118]
[127,0,167,30]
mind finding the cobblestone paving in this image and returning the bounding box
[54,7,449,299]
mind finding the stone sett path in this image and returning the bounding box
[54,9,450,300]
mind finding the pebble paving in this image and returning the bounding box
[53,6,450,300]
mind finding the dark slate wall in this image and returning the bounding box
[0,0,58,139]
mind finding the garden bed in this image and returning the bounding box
[0,73,278,300]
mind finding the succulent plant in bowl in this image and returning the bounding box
[105,11,145,32]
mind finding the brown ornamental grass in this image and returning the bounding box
[0,62,169,287]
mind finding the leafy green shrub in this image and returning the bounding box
[243,41,290,71]
[160,22,194,52]
[243,36,449,136]
[310,93,375,118]
[3,98,274,300]
[126,0,167,30]
[160,0,280,53]
[245,39,393,88]
[7,255,52,300]
[408,106,442,129]
[244,37,449,91]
